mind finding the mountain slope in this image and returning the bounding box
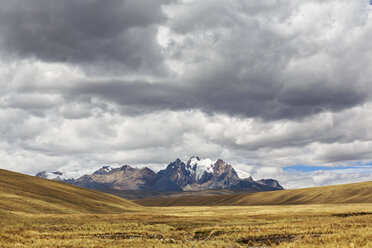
[73,165,158,191]
[0,169,140,214]
[37,157,284,193]
[134,181,372,206]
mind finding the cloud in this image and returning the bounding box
[269,167,372,189]
[1,93,62,111]
[151,0,372,119]
[0,0,169,74]
[1,0,371,120]
[25,0,371,120]
[315,141,372,163]
[0,0,372,189]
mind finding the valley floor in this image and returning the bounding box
[1,203,371,247]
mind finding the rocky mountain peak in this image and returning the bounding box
[246,176,254,182]
[160,159,194,187]
[213,159,227,170]
[174,158,183,164]
[35,171,48,178]
[120,165,133,171]
[93,166,113,175]
[166,158,185,170]
[187,155,200,164]
[35,171,70,181]
[257,179,284,190]
[139,167,154,173]
[211,159,237,176]
[215,159,225,165]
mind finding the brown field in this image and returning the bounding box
[0,169,139,214]
[135,181,372,207]
[97,188,248,200]
[1,169,372,247]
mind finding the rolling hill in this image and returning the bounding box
[0,169,140,215]
[134,181,372,206]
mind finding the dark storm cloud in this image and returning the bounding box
[1,0,371,120]
[47,0,368,120]
[161,0,372,120]
[72,80,188,111]
[69,74,368,121]
[0,0,169,72]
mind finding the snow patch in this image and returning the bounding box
[59,168,98,179]
[101,166,113,173]
[235,169,251,179]
[189,157,214,180]
[44,171,71,181]
[39,165,121,180]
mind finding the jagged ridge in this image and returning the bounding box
[36,157,284,192]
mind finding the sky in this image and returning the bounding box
[1,0,372,189]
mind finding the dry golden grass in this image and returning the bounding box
[0,204,371,247]
[0,169,140,214]
[1,169,371,247]
[135,181,372,207]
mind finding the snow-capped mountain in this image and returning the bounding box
[92,166,115,175]
[35,157,284,193]
[35,171,73,181]
[187,156,214,181]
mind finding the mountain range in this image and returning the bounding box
[36,157,283,193]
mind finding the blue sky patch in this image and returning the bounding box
[283,164,372,173]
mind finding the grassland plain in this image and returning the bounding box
[134,181,372,206]
[0,169,371,247]
[1,204,372,247]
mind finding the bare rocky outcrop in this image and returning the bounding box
[74,165,158,191]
